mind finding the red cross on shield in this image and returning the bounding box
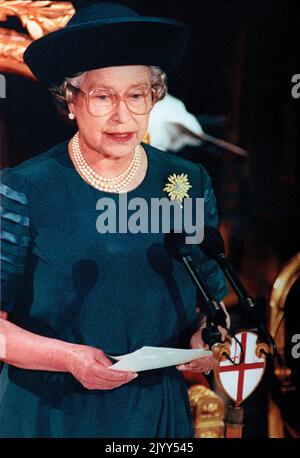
[215,331,266,404]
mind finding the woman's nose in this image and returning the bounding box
[111,98,132,123]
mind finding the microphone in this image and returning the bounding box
[199,226,256,323]
[199,225,276,355]
[164,232,228,349]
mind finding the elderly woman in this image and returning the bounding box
[0,2,228,438]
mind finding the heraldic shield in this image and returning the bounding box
[214,331,267,405]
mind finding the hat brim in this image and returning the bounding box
[23,17,189,86]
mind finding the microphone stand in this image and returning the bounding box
[199,226,276,356]
[180,255,231,358]
[163,232,231,357]
[216,253,276,356]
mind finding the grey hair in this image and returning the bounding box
[49,66,167,120]
[149,66,168,101]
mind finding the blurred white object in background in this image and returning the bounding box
[148,93,203,152]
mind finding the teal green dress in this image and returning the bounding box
[0,141,227,438]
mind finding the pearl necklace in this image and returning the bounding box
[71,131,141,193]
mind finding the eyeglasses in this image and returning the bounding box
[68,83,156,117]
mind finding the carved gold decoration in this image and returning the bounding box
[189,385,225,438]
[0,27,32,76]
[268,253,300,437]
[0,1,74,77]
[255,341,270,359]
[269,252,300,389]
[0,1,74,39]
[212,336,232,362]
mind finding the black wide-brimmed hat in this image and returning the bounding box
[23,2,189,86]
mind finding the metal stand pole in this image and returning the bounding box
[226,404,244,438]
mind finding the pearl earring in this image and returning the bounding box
[68,112,75,120]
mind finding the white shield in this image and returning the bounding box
[215,331,266,404]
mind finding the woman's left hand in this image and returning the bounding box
[176,329,213,373]
[177,355,213,373]
[177,302,230,373]
[177,324,229,373]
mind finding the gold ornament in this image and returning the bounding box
[0,1,74,40]
[163,173,192,208]
[0,1,74,78]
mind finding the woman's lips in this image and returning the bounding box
[105,132,134,142]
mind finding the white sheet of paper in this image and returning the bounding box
[109,346,212,372]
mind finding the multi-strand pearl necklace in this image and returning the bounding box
[71,131,141,192]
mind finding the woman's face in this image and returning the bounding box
[69,65,154,158]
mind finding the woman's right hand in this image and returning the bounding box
[66,345,138,390]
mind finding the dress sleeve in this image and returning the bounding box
[0,168,31,313]
[195,165,228,303]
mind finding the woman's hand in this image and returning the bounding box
[177,303,230,373]
[177,329,213,373]
[66,345,138,390]
[177,355,213,373]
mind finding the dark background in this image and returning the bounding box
[1,0,299,437]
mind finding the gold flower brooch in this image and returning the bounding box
[163,173,192,208]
